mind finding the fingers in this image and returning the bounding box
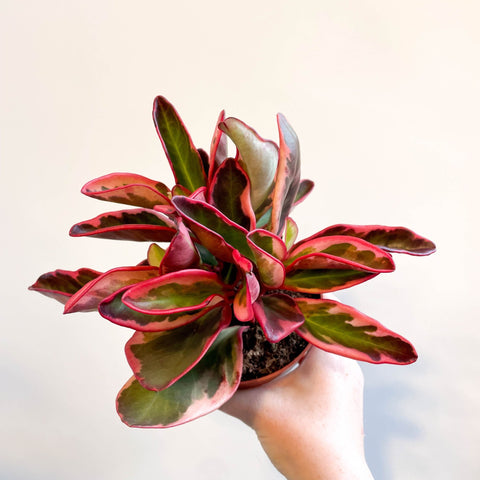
[220,387,260,428]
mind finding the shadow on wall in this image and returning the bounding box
[361,364,420,480]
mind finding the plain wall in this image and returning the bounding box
[1,1,478,478]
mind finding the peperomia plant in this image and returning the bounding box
[30,96,435,428]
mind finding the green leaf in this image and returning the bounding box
[122,269,228,314]
[153,96,206,192]
[307,224,436,256]
[219,117,278,213]
[147,244,166,267]
[283,269,377,293]
[285,217,298,250]
[296,298,417,364]
[126,305,231,391]
[29,268,101,304]
[116,326,245,428]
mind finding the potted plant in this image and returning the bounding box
[30,96,435,428]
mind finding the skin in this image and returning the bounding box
[221,348,374,480]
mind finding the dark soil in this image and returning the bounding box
[239,290,321,382]
[240,323,308,381]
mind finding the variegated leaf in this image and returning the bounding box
[253,293,304,342]
[306,224,436,256]
[126,305,231,391]
[63,266,159,314]
[285,217,299,250]
[208,110,228,185]
[294,179,314,206]
[153,96,206,192]
[219,117,278,213]
[208,158,255,230]
[69,208,177,242]
[287,235,395,273]
[172,196,254,262]
[81,173,170,209]
[29,268,101,304]
[171,184,191,196]
[99,286,207,331]
[246,232,286,288]
[296,298,417,364]
[233,271,259,322]
[283,269,378,293]
[189,186,207,202]
[270,114,301,235]
[247,229,287,260]
[160,219,200,274]
[147,244,166,267]
[122,269,228,314]
[116,326,245,428]
[197,148,209,178]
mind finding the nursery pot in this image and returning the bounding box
[238,322,312,389]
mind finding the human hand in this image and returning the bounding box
[221,347,374,480]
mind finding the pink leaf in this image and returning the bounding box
[81,172,170,209]
[122,269,228,315]
[296,298,417,364]
[64,266,159,314]
[253,293,304,342]
[69,208,177,242]
[29,268,101,305]
[160,219,200,274]
[303,224,436,256]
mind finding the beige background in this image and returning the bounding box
[1,1,478,478]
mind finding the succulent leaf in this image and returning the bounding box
[81,173,170,209]
[64,266,159,314]
[69,208,177,242]
[153,96,206,191]
[116,326,245,428]
[160,219,200,274]
[208,158,255,230]
[294,179,314,206]
[270,114,301,234]
[219,117,278,213]
[248,229,287,259]
[147,244,166,267]
[99,286,207,331]
[296,298,417,364]
[126,305,231,391]
[287,235,395,273]
[122,269,227,315]
[29,268,101,304]
[172,196,254,262]
[283,269,378,293]
[253,293,304,342]
[285,217,299,250]
[306,224,436,256]
[208,110,228,184]
[246,233,286,288]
